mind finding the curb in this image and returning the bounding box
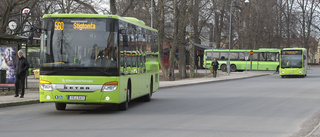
[158,73,270,89]
[0,100,40,108]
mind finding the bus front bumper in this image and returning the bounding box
[39,89,121,104]
[279,68,305,76]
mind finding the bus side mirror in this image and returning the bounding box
[303,55,306,60]
[119,29,126,34]
[119,29,128,47]
[123,34,128,47]
[28,25,35,45]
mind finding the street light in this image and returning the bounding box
[227,0,249,75]
[151,0,153,28]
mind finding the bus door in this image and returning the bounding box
[251,53,259,70]
[258,52,273,70]
[303,50,308,73]
[258,52,279,71]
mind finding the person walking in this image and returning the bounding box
[14,50,29,98]
[211,58,219,78]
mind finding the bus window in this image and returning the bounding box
[252,53,259,61]
[219,52,238,60]
[260,53,267,61]
[220,52,228,60]
[206,52,219,60]
[230,52,239,60]
[239,53,246,61]
[266,52,277,62]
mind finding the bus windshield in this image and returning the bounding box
[281,55,302,68]
[40,18,119,76]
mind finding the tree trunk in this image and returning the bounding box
[157,0,169,80]
[167,0,179,81]
[178,41,187,79]
[110,0,117,15]
[177,0,188,79]
[189,0,198,78]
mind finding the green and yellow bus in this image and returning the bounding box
[39,14,159,110]
[279,48,307,78]
[203,48,280,71]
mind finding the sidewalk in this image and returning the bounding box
[0,71,272,107]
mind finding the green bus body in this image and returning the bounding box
[279,48,307,77]
[203,48,280,71]
[39,14,159,110]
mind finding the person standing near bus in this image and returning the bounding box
[14,50,29,98]
[211,58,219,78]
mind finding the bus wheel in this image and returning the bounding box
[142,78,153,102]
[221,64,227,72]
[118,83,131,111]
[230,65,237,72]
[55,103,66,110]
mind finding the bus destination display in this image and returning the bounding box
[54,21,96,31]
[282,50,302,55]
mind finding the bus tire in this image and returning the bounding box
[118,82,131,111]
[230,65,237,72]
[55,103,66,110]
[142,78,153,102]
[221,64,227,72]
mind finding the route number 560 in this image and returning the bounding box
[55,21,64,31]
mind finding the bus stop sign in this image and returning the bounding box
[250,50,254,55]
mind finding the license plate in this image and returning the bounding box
[68,96,86,101]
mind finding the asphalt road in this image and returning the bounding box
[1,67,320,137]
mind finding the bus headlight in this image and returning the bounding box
[299,70,304,74]
[102,81,118,92]
[40,80,53,91]
[280,71,284,74]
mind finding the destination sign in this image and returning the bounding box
[50,18,114,32]
[73,23,96,30]
[282,50,302,55]
[54,21,96,31]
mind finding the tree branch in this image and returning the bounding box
[73,0,98,14]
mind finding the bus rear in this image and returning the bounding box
[279,48,307,78]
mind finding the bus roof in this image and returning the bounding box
[204,48,280,52]
[282,48,306,51]
[43,14,157,32]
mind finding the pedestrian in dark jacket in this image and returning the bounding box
[211,58,219,78]
[14,50,29,98]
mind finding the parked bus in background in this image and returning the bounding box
[27,46,40,75]
[203,48,280,72]
[279,48,307,78]
[39,14,159,111]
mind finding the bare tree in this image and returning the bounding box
[213,0,228,49]
[110,0,116,14]
[0,0,38,34]
[296,0,319,61]
[157,0,169,80]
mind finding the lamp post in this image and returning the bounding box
[151,0,153,28]
[228,0,249,75]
